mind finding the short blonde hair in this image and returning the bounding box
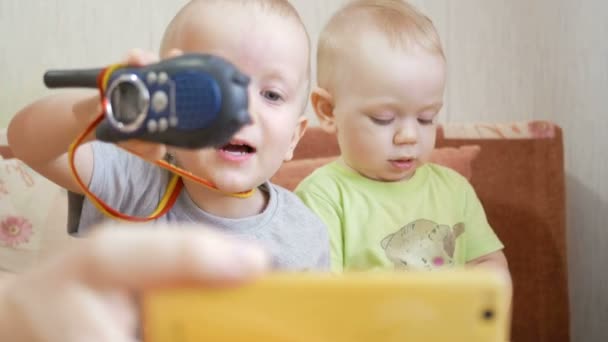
[161,0,309,55]
[160,0,311,114]
[317,0,444,91]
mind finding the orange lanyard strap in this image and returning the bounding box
[67,111,183,222]
[67,64,253,222]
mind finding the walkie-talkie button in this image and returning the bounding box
[158,118,169,132]
[152,91,169,113]
[147,120,158,133]
[146,72,158,85]
[158,72,169,84]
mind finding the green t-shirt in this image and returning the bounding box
[295,161,503,272]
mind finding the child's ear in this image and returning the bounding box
[283,116,308,161]
[311,87,336,134]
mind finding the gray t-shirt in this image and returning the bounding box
[77,142,330,271]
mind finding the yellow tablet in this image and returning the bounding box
[141,270,509,342]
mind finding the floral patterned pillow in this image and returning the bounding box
[0,156,67,273]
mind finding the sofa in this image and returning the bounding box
[272,121,570,342]
[0,121,569,341]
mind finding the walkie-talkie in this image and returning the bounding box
[44,53,251,149]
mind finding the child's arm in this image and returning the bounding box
[468,249,513,340]
[7,50,169,194]
[467,251,512,299]
[467,250,509,271]
[0,223,269,342]
[7,91,99,194]
[295,184,344,272]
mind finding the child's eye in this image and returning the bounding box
[418,118,434,125]
[260,90,283,102]
[370,117,394,125]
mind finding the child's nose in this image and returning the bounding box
[393,123,418,145]
[248,110,259,125]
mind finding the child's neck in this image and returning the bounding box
[181,179,268,218]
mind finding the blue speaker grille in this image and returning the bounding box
[173,71,221,130]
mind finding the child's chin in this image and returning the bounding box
[374,171,416,182]
[396,172,416,182]
[213,179,259,194]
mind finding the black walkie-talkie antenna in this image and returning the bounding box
[43,68,104,88]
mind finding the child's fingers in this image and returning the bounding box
[73,224,270,290]
[165,48,183,59]
[125,48,159,66]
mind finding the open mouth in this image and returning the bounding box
[391,157,414,163]
[389,158,415,170]
[219,141,256,155]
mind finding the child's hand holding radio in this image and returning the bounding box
[46,49,251,151]
[71,49,172,162]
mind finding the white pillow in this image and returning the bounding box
[0,158,70,273]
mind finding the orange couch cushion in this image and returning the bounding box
[283,124,569,341]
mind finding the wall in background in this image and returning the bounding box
[1,1,606,340]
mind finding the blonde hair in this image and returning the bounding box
[161,0,309,55]
[160,0,311,114]
[317,0,444,91]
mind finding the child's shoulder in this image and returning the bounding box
[295,159,344,191]
[424,162,469,180]
[422,163,472,189]
[267,182,329,227]
[269,182,317,207]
